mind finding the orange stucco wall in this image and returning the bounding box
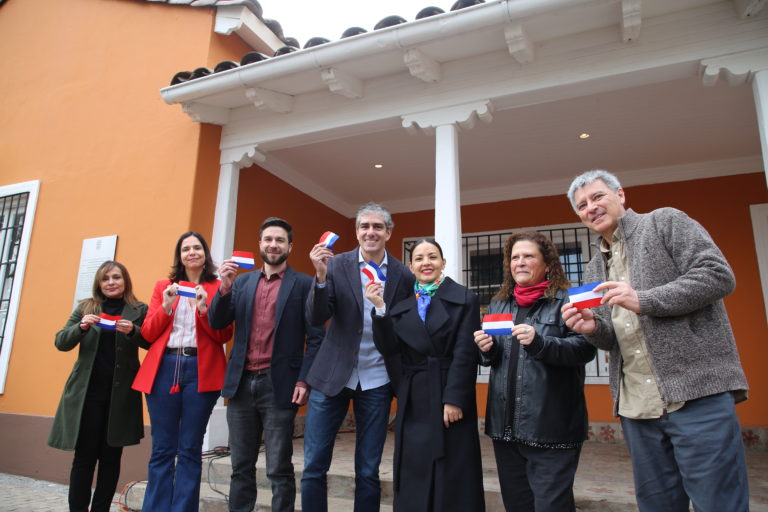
[390,173,768,426]
[0,0,246,416]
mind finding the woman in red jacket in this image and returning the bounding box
[133,231,233,512]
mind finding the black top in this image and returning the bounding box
[86,297,123,400]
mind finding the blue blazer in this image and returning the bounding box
[305,248,415,396]
[209,265,324,408]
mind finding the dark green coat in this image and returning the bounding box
[48,301,148,451]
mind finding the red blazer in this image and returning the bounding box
[132,279,233,393]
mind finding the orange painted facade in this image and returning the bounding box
[1,0,766,444]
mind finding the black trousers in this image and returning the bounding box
[493,439,581,512]
[69,397,123,512]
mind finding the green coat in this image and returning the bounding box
[48,301,149,451]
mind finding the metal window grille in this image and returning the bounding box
[403,225,609,383]
[0,193,29,356]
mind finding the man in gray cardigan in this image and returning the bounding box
[561,169,749,512]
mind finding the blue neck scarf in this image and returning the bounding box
[414,276,443,322]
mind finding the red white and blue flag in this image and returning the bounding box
[482,313,514,336]
[362,261,387,284]
[178,281,197,298]
[568,282,604,310]
[232,250,255,269]
[318,231,340,250]
[97,313,121,330]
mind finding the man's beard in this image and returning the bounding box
[261,250,288,266]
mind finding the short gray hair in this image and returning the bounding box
[566,169,622,211]
[355,202,394,229]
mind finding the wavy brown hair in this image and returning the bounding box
[492,231,570,302]
[78,260,139,315]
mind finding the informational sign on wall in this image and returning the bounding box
[73,235,117,309]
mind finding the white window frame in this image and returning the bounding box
[0,180,40,394]
[750,203,768,325]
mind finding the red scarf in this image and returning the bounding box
[514,281,550,307]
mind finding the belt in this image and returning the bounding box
[245,368,270,377]
[165,347,197,356]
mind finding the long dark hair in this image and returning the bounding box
[493,231,570,302]
[78,260,138,315]
[169,231,217,284]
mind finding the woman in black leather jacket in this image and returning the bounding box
[474,231,595,512]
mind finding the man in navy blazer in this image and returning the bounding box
[301,203,415,512]
[209,217,323,512]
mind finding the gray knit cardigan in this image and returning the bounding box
[583,208,748,415]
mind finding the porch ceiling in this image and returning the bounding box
[160,0,768,216]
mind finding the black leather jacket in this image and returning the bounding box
[480,289,595,445]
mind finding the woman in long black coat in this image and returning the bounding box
[365,238,484,512]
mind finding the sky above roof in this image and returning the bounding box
[258,0,459,45]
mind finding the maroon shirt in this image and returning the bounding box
[246,269,284,371]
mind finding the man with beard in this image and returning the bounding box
[209,217,324,512]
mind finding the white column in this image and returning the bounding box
[210,162,240,266]
[753,69,768,185]
[402,101,493,285]
[204,145,265,451]
[434,124,463,283]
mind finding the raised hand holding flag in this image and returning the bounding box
[177,281,197,298]
[318,231,340,250]
[482,313,514,336]
[231,250,255,269]
[567,282,604,310]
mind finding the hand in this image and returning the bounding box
[473,330,494,353]
[218,260,239,294]
[195,285,208,314]
[115,319,134,334]
[309,243,334,283]
[162,283,179,312]
[512,324,535,346]
[364,281,385,309]
[292,385,309,406]
[79,314,100,331]
[561,303,597,334]
[595,281,640,313]
[443,403,463,428]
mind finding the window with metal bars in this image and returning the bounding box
[0,192,28,358]
[403,223,609,383]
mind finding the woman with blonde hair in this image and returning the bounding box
[49,260,148,512]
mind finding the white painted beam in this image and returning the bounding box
[321,68,364,99]
[181,102,229,125]
[621,0,642,42]
[404,49,442,83]
[214,5,284,53]
[504,24,534,64]
[245,87,294,113]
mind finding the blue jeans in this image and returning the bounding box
[620,392,749,512]
[143,354,220,512]
[227,370,297,512]
[301,384,392,512]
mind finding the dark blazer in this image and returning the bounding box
[305,248,414,397]
[371,277,485,511]
[48,301,149,451]
[209,265,324,408]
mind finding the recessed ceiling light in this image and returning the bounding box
[374,164,383,168]
[579,133,590,139]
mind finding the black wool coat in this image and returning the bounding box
[372,277,485,512]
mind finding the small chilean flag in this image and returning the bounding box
[97,313,121,330]
[232,250,255,269]
[177,281,197,298]
[318,231,340,250]
[568,282,604,309]
[482,313,514,336]
[362,261,387,284]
